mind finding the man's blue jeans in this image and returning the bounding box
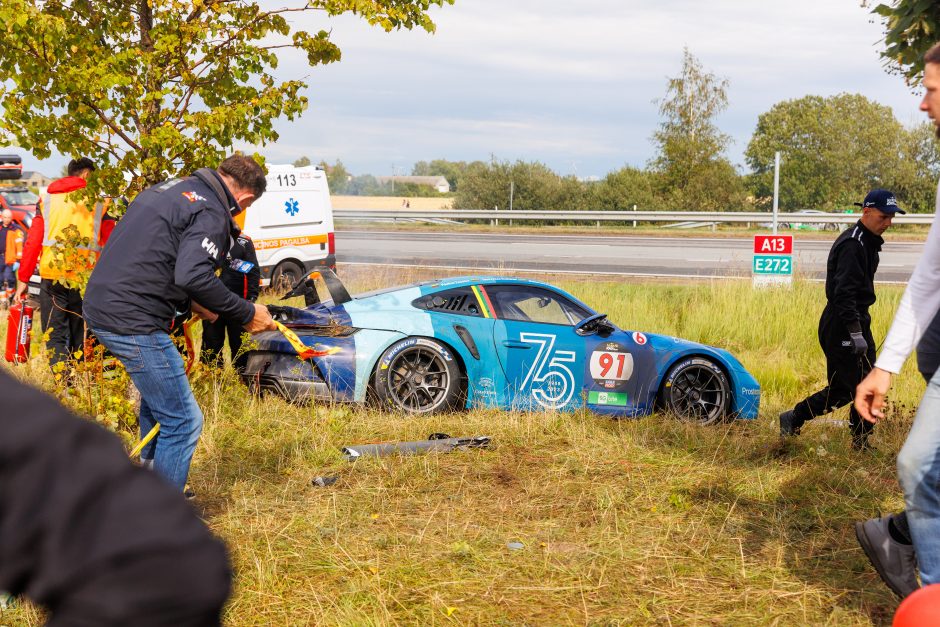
[898,367,940,585]
[91,329,203,491]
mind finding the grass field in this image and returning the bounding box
[0,268,927,625]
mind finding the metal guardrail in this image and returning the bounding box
[333,209,936,225]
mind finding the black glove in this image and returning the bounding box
[849,331,868,356]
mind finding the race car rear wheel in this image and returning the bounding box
[373,337,463,414]
[659,357,730,425]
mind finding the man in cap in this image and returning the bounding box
[780,189,904,450]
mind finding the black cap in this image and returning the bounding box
[854,189,906,215]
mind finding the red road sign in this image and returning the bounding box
[754,235,792,255]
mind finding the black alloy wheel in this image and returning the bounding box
[660,357,730,425]
[374,337,463,414]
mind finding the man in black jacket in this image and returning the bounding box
[0,369,230,625]
[83,155,275,491]
[201,231,260,372]
[780,189,904,449]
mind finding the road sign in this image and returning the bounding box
[753,234,792,255]
[753,235,793,286]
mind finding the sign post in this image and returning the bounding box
[753,234,793,287]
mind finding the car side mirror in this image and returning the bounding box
[575,313,609,336]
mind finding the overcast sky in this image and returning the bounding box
[22,1,929,179]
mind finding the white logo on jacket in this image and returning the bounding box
[202,237,219,258]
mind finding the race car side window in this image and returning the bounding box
[412,287,483,317]
[485,285,590,326]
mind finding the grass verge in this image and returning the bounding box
[0,269,923,625]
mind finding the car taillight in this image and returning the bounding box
[327,232,335,255]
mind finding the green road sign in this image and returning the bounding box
[752,254,792,275]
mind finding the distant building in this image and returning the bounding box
[376,175,450,194]
[21,170,52,189]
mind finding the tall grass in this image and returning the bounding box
[0,269,924,625]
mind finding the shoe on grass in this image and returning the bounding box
[855,516,919,599]
[779,410,800,436]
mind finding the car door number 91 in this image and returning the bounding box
[590,351,633,381]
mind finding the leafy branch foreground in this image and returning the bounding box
[0,268,924,625]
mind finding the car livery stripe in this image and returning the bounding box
[471,284,496,318]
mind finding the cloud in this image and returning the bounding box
[22,0,926,181]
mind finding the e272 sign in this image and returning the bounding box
[752,235,793,277]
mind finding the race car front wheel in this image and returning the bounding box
[373,337,463,414]
[659,357,730,425]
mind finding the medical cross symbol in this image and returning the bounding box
[284,198,300,216]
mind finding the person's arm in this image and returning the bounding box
[829,241,866,333]
[876,214,940,374]
[174,209,255,326]
[857,211,940,423]
[17,215,42,283]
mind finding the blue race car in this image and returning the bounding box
[242,273,760,424]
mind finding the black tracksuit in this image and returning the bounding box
[201,233,260,372]
[791,221,882,441]
[0,369,230,625]
[83,169,254,336]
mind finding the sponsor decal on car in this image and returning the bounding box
[742,387,760,397]
[519,333,576,410]
[588,390,628,406]
[589,342,633,388]
[632,332,647,345]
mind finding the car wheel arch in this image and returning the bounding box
[655,352,735,417]
[365,334,469,406]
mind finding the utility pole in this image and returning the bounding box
[772,152,780,235]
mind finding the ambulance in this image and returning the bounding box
[239,164,336,288]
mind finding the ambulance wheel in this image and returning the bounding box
[659,357,730,425]
[272,260,304,291]
[373,337,463,414]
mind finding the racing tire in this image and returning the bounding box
[659,357,731,425]
[373,337,463,415]
[272,260,304,292]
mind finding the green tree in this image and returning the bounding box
[867,0,940,85]
[412,159,481,191]
[650,48,746,211]
[293,156,312,168]
[591,166,664,211]
[452,158,586,211]
[0,0,453,203]
[318,159,349,194]
[744,93,935,210]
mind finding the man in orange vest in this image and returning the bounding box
[14,158,115,369]
[0,208,24,303]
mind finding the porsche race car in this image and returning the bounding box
[242,273,760,424]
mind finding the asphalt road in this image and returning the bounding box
[335,229,925,283]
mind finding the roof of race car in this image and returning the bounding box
[352,275,558,300]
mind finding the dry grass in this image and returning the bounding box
[0,268,925,625]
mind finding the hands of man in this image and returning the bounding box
[190,300,219,323]
[13,281,26,304]
[849,331,868,356]
[855,367,892,424]
[244,303,276,333]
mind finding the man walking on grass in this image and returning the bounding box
[780,189,903,449]
[83,155,276,493]
[854,41,940,599]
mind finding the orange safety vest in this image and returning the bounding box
[4,226,23,265]
[40,179,108,282]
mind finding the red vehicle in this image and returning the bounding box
[0,186,40,229]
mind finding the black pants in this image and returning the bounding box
[39,279,84,368]
[791,308,876,441]
[201,318,248,372]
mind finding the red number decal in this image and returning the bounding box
[599,353,613,377]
